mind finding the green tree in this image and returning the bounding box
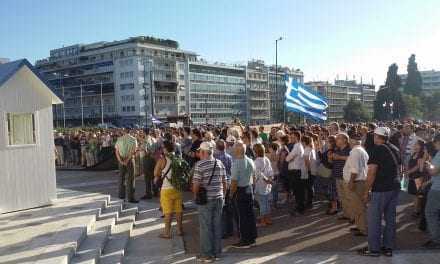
[402,94,423,119]
[422,91,440,121]
[374,63,407,120]
[344,99,370,122]
[404,54,423,96]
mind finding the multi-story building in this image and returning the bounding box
[188,61,247,125]
[268,66,304,123]
[400,70,440,95]
[35,36,197,127]
[307,80,376,122]
[246,60,270,125]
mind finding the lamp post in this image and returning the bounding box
[275,37,283,123]
[382,100,394,121]
[142,58,155,128]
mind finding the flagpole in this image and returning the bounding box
[62,84,66,128]
[100,81,104,125]
[275,37,283,124]
[80,83,84,127]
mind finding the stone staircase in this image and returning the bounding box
[70,198,139,264]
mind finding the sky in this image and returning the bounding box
[1,0,439,87]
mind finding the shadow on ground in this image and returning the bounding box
[183,191,429,254]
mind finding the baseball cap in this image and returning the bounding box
[374,127,391,137]
[198,141,214,151]
[226,135,236,143]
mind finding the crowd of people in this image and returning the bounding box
[54,120,440,262]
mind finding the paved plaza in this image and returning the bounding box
[0,170,439,264]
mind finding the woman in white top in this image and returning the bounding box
[253,143,274,227]
[302,135,318,209]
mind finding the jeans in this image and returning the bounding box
[198,197,224,257]
[256,193,270,216]
[425,190,440,243]
[367,190,399,252]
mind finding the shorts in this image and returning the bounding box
[160,188,183,215]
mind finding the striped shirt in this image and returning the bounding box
[193,158,226,200]
[332,146,351,178]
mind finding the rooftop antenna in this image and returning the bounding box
[345,73,348,81]
[360,76,363,84]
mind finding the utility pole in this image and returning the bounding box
[100,81,104,125]
[80,83,84,127]
[275,37,283,123]
[205,98,208,125]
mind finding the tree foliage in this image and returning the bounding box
[421,91,440,121]
[404,54,423,96]
[402,94,423,119]
[344,99,370,122]
[374,63,407,120]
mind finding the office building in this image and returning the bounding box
[307,80,376,121]
[35,36,197,127]
[400,70,440,95]
[188,61,247,125]
[246,60,270,125]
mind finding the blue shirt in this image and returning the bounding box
[214,150,232,184]
[231,156,255,187]
[431,152,440,191]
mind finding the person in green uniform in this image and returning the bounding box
[115,130,138,203]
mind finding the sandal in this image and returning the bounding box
[357,247,380,257]
[158,233,171,239]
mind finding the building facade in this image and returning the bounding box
[246,60,270,125]
[35,36,197,127]
[307,80,376,122]
[400,70,440,95]
[188,62,247,125]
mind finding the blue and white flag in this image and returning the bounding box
[151,115,162,124]
[284,76,328,121]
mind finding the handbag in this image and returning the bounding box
[155,160,171,189]
[195,160,217,205]
[317,163,332,178]
[407,179,417,195]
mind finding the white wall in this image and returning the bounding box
[0,67,57,213]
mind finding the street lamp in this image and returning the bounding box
[382,100,394,121]
[275,37,284,123]
[142,58,155,128]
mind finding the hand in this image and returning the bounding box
[348,180,355,191]
[362,191,370,204]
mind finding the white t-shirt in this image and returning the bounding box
[286,142,304,171]
[254,157,274,195]
[304,147,319,176]
[161,157,174,190]
[343,145,369,182]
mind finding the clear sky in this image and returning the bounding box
[1,0,439,86]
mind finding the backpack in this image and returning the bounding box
[165,153,191,192]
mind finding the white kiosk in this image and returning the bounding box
[0,59,62,213]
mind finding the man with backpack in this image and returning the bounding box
[154,140,190,239]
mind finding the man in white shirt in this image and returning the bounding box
[285,131,305,214]
[343,132,369,236]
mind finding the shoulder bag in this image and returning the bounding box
[195,160,217,205]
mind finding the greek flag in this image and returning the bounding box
[284,75,328,121]
[151,115,161,124]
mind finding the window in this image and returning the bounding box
[120,83,134,90]
[179,74,185,80]
[7,113,36,145]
